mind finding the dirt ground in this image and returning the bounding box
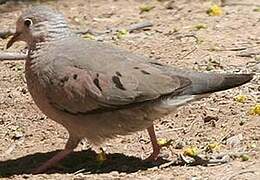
[0,0,259,179]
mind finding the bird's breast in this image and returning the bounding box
[25,59,57,119]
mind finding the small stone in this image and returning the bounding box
[110,171,119,176]
[251,143,257,148]
[165,1,177,10]
[255,55,260,61]
[12,131,23,140]
[119,172,127,176]
[21,87,27,94]
[239,119,246,126]
[22,174,30,179]
[190,176,201,180]
[226,134,243,148]
[203,115,219,123]
[175,141,185,149]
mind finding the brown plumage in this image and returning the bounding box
[6,6,253,173]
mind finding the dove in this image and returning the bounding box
[6,6,253,173]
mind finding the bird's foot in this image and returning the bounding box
[32,149,73,174]
[144,146,161,162]
[144,125,161,162]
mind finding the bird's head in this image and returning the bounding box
[7,6,71,49]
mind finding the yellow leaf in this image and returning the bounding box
[240,154,250,161]
[207,4,223,16]
[249,104,260,115]
[157,138,167,146]
[157,138,173,147]
[82,33,96,40]
[206,142,221,152]
[115,29,129,40]
[183,146,199,157]
[139,4,155,13]
[253,7,260,12]
[234,95,247,103]
[194,24,207,30]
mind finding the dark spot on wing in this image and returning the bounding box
[149,62,163,66]
[73,74,78,80]
[59,76,69,86]
[141,70,151,75]
[61,76,69,82]
[115,71,122,77]
[93,73,102,92]
[112,76,126,90]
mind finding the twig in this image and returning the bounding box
[207,47,248,52]
[0,51,27,61]
[126,21,153,33]
[184,119,197,133]
[237,52,260,57]
[76,21,153,36]
[219,129,234,143]
[175,34,199,60]
[227,170,256,180]
[179,47,197,60]
[224,47,248,51]
[222,3,260,7]
[246,60,259,68]
[169,153,229,167]
[159,160,176,169]
[157,127,184,134]
[157,118,198,134]
[73,168,86,175]
[176,34,199,44]
[73,168,91,175]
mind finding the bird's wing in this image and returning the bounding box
[41,42,191,114]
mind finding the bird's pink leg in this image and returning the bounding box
[33,135,80,174]
[32,149,73,174]
[145,125,160,161]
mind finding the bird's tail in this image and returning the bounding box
[187,73,254,95]
[156,65,254,95]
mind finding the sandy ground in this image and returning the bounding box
[0,0,259,179]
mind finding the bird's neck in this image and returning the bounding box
[29,31,74,55]
[29,20,74,49]
[45,28,73,42]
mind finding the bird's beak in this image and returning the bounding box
[6,32,21,49]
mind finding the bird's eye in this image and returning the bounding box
[24,18,33,27]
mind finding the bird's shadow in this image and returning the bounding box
[0,149,169,177]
